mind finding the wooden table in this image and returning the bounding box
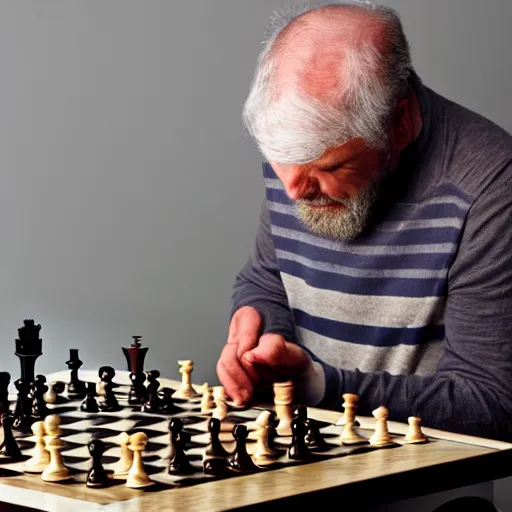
[1,370,511,511]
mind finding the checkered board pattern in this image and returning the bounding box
[1,383,415,490]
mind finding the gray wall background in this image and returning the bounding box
[0,0,511,507]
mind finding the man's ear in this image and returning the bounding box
[391,97,414,152]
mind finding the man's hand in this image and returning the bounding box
[216,306,262,405]
[242,334,312,382]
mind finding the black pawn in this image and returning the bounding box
[81,382,99,413]
[288,417,310,461]
[66,349,86,399]
[168,417,183,461]
[0,414,22,460]
[204,418,230,459]
[304,419,327,451]
[86,438,110,487]
[128,371,147,405]
[227,424,258,472]
[0,372,10,419]
[141,370,160,413]
[168,429,194,475]
[293,404,307,422]
[159,388,178,414]
[12,379,32,430]
[31,375,49,419]
[98,367,119,412]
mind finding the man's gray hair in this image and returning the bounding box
[242,1,417,164]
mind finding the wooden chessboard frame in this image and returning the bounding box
[1,369,512,512]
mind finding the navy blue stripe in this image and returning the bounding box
[270,210,462,247]
[274,235,452,271]
[278,259,447,298]
[293,309,445,347]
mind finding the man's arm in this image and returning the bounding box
[230,201,295,341]
[311,173,512,441]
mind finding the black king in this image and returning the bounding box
[15,319,42,385]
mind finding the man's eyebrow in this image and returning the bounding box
[317,153,360,171]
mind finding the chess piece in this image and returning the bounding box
[227,424,258,472]
[66,349,86,399]
[113,432,133,478]
[87,438,110,487]
[288,417,310,461]
[31,375,49,420]
[123,336,148,405]
[81,382,99,413]
[159,388,178,414]
[203,417,230,460]
[172,360,199,399]
[0,372,10,419]
[24,421,50,473]
[98,367,120,412]
[168,417,183,461]
[141,370,161,413]
[369,406,394,447]
[200,383,214,413]
[253,411,278,465]
[12,378,32,430]
[404,416,428,444]
[0,414,23,460]
[14,319,42,387]
[125,432,154,488]
[304,419,328,451]
[273,381,294,436]
[340,393,367,445]
[212,388,229,422]
[168,430,194,475]
[41,415,71,482]
[44,381,65,404]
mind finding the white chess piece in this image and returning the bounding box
[273,381,294,436]
[200,383,214,413]
[369,406,394,447]
[172,360,199,399]
[113,432,133,478]
[125,432,154,488]
[252,411,277,466]
[24,421,50,473]
[41,416,71,482]
[404,416,428,444]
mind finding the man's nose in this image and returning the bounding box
[282,172,318,200]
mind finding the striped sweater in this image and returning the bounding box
[232,80,512,441]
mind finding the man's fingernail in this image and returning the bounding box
[237,388,250,404]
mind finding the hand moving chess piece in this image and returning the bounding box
[41,415,71,482]
[81,382,99,413]
[340,394,367,445]
[98,367,119,412]
[87,438,110,487]
[369,406,394,447]
[227,424,258,472]
[274,381,294,436]
[24,420,50,473]
[0,414,23,460]
[66,349,86,399]
[113,432,133,478]
[172,360,199,399]
[125,432,154,488]
[0,372,10,419]
[404,416,428,444]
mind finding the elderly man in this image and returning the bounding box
[216,1,512,443]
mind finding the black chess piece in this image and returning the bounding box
[0,414,23,460]
[288,417,310,461]
[128,372,147,405]
[14,319,42,386]
[31,375,49,419]
[66,349,86,399]
[159,388,178,414]
[293,404,308,422]
[204,418,230,459]
[86,438,110,487]
[0,372,10,419]
[81,382,99,413]
[227,424,258,472]
[141,370,161,413]
[12,378,32,430]
[168,428,194,475]
[98,367,119,412]
[304,419,328,451]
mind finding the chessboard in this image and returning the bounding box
[2,368,512,512]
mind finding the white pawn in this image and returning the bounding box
[43,383,57,404]
[369,406,393,447]
[24,421,50,474]
[113,432,133,478]
[404,416,428,444]
[252,411,277,466]
[212,386,228,422]
[41,415,71,482]
[125,432,154,488]
[172,360,199,399]
[200,383,214,414]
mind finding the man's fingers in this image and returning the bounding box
[216,342,253,404]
